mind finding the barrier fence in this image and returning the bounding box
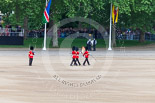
[0,28,24,45]
[117,34,155,41]
[0,28,24,37]
[0,28,155,41]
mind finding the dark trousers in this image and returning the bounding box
[29,58,33,66]
[70,58,77,66]
[76,58,81,65]
[83,58,90,65]
[89,45,91,51]
[93,45,96,51]
[87,44,91,51]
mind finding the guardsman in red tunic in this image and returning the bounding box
[83,47,90,66]
[70,46,77,66]
[28,46,34,66]
[75,47,81,66]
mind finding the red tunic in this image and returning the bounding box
[76,51,79,59]
[72,51,76,59]
[83,51,89,58]
[29,51,34,58]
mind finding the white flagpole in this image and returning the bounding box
[108,3,112,51]
[43,0,48,51]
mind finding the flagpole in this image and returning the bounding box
[43,0,48,51]
[108,3,112,51]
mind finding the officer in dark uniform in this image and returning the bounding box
[92,38,97,51]
[87,39,92,51]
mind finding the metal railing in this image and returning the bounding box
[116,34,155,41]
[0,28,24,37]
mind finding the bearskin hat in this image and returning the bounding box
[75,47,79,51]
[85,46,88,51]
[72,46,76,51]
[30,46,34,50]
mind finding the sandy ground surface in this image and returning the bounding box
[0,46,155,103]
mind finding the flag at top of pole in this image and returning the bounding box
[42,0,52,51]
[42,0,52,24]
[108,4,119,51]
[112,5,119,24]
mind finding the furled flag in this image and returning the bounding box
[112,5,119,24]
[42,0,52,24]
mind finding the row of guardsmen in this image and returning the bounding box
[28,46,90,66]
[70,46,90,66]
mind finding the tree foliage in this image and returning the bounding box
[112,0,155,42]
[114,0,155,31]
[0,0,45,29]
[0,0,155,42]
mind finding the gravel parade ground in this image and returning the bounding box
[0,46,155,103]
